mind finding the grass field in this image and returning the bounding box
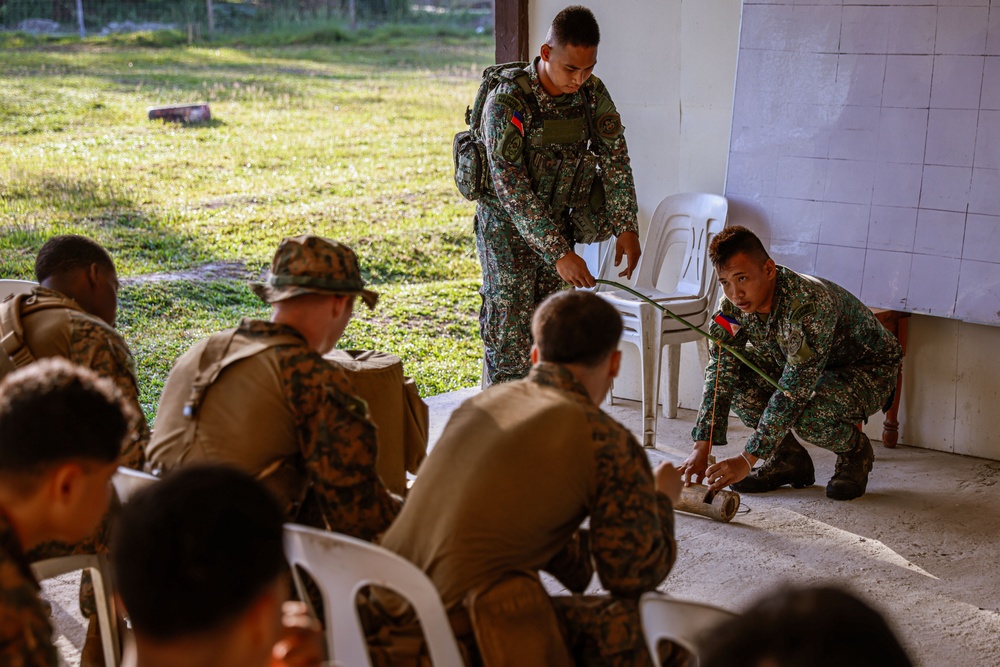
[0,29,493,420]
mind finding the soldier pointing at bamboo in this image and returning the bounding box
[456,5,641,385]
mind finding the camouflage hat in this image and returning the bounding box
[250,235,378,309]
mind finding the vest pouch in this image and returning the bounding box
[568,177,613,245]
[454,130,488,201]
[549,154,580,215]
[528,151,561,209]
[567,153,598,209]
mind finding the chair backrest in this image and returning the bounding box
[607,193,727,300]
[639,592,735,666]
[0,279,36,300]
[112,467,159,502]
[283,523,464,667]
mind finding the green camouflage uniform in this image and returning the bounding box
[147,318,401,542]
[693,266,902,458]
[0,509,59,667]
[476,58,639,384]
[378,363,675,666]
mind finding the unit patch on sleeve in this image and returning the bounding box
[597,112,623,140]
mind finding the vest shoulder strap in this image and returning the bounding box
[0,292,81,375]
[183,328,304,419]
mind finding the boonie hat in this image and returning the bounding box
[250,234,378,309]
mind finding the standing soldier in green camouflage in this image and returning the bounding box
[0,359,130,667]
[477,5,641,385]
[146,235,401,542]
[375,291,681,666]
[0,235,150,665]
[680,226,902,501]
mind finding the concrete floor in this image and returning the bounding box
[426,388,1000,666]
[42,388,1000,666]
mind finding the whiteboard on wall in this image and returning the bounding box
[725,1,1000,327]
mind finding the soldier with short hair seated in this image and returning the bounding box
[0,358,130,667]
[375,290,683,666]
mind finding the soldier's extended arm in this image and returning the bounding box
[588,417,675,597]
[691,300,746,447]
[70,321,150,469]
[587,77,639,238]
[481,92,574,265]
[291,358,402,542]
[745,292,838,458]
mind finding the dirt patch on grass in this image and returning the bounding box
[124,260,251,284]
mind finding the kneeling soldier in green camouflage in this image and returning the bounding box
[680,226,902,501]
[146,235,400,541]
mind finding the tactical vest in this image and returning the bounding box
[0,292,80,379]
[497,67,610,244]
[456,63,611,244]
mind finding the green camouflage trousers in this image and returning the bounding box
[730,351,897,456]
[474,208,564,385]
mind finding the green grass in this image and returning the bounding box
[0,33,492,420]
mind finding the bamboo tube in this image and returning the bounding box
[674,484,740,523]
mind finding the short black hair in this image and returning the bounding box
[0,358,128,489]
[35,235,116,283]
[532,290,622,367]
[700,585,913,667]
[708,225,770,270]
[112,465,286,641]
[549,6,600,48]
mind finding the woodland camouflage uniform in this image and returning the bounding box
[377,363,675,666]
[693,266,902,458]
[477,58,638,384]
[0,510,59,667]
[146,235,399,542]
[1,286,150,633]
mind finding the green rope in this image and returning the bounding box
[594,279,790,397]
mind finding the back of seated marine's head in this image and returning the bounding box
[34,234,119,327]
[699,585,913,667]
[112,464,287,644]
[532,290,622,368]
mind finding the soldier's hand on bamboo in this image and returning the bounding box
[705,455,753,492]
[654,462,683,504]
[614,231,641,279]
[555,251,597,288]
[679,440,712,486]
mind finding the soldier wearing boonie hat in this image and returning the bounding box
[250,234,378,309]
[146,234,401,543]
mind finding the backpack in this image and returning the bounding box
[0,292,79,379]
[453,61,532,201]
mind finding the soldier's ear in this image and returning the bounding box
[540,43,552,62]
[530,345,540,365]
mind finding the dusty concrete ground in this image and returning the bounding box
[42,388,1000,666]
[426,388,1000,666]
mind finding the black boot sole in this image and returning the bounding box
[732,473,815,493]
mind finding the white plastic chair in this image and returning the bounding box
[596,193,728,447]
[640,592,735,666]
[0,279,36,300]
[111,466,159,502]
[32,554,120,667]
[283,524,464,667]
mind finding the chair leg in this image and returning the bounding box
[639,303,663,448]
[662,344,681,419]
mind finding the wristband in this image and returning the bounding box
[739,451,754,471]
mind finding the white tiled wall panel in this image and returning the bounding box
[727,1,1000,326]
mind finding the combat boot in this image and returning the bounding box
[826,432,874,500]
[731,432,815,493]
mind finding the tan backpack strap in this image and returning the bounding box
[0,294,37,372]
[180,329,303,448]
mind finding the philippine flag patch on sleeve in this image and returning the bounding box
[713,311,741,337]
